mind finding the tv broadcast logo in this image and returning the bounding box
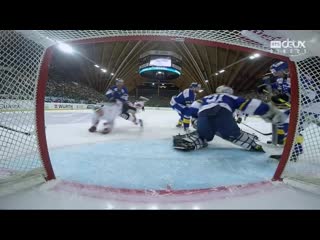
[270,39,307,56]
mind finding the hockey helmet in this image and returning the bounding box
[216,85,234,94]
[190,82,201,89]
[116,78,124,85]
[270,61,288,74]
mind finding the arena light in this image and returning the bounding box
[94,65,100,68]
[215,73,219,76]
[205,80,209,83]
[199,89,204,93]
[152,83,155,86]
[219,69,225,73]
[111,73,114,76]
[101,68,107,73]
[249,53,261,59]
[57,42,74,54]
[161,83,165,85]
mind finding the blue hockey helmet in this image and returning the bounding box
[270,61,288,74]
[190,82,201,89]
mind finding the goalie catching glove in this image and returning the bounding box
[173,131,208,151]
[261,103,287,125]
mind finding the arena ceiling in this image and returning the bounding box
[49,40,278,95]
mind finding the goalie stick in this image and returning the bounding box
[269,154,298,162]
[240,122,272,136]
[0,124,32,136]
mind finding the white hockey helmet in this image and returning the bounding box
[216,85,234,94]
[116,78,124,85]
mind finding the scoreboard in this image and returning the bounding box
[139,50,182,80]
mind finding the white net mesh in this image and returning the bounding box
[0,30,47,180]
[1,30,319,188]
[21,30,288,53]
[282,56,320,182]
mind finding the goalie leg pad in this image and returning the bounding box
[227,130,264,152]
[173,131,208,151]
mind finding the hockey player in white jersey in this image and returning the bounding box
[88,101,123,134]
[88,99,145,134]
[105,79,143,127]
[173,85,287,152]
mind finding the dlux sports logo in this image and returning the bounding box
[270,39,307,56]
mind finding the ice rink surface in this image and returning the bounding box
[46,109,281,190]
[1,108,320,209]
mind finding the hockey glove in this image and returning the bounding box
[173,131,208,151]
[89,126,97,132]
[261,103,287,124]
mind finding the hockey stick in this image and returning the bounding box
[138,96,150,102]
[263,89,291,107]
[240,122,272,136]
[0,124,32,136]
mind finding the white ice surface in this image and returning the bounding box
[1,108,320,209]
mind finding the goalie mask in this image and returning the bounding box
[216,85,234,94]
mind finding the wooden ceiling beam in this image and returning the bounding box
[181,43,209,93]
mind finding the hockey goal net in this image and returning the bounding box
[0,30,319,193]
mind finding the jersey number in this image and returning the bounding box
[205,94,224,104]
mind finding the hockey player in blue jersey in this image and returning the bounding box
[256,62,291,146]
[256,61,306,161]
[105,79,142,127]
[170,82,201,131]
[257,61,291,106]
[106,78,129,102]
[173,85,287,152]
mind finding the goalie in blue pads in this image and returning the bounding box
[173,85,287,152]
